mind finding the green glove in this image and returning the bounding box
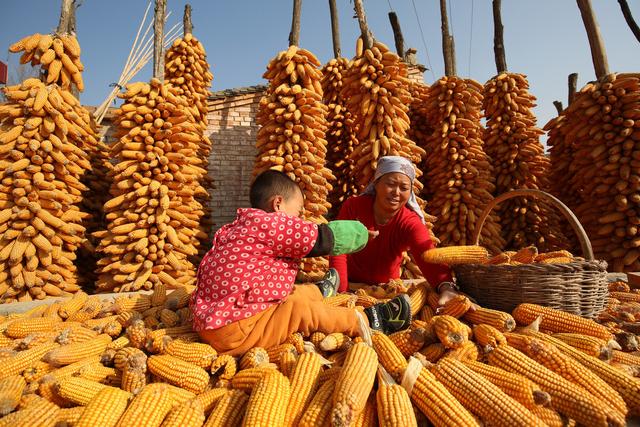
[327,220,369,255]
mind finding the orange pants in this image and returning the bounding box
[198,284,364,356]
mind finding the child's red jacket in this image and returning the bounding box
[191,208,318,331]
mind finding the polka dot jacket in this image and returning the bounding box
[191,208,319,330]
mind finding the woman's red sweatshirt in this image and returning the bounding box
[329,195,452,292]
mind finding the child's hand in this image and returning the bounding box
[368,230,379,240]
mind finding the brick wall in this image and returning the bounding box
[205,87,266,231]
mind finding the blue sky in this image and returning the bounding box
[2,0,639,131]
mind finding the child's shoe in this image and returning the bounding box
[315,268,340,298]
[364,294,412,334]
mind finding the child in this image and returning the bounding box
[191,170,412,356]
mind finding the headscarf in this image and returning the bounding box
[362,155,426,224]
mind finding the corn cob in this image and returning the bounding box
[530,406,574,427]
[125,320,148,349]
[486,343,625,426]
[519,328,640,414]
[553,332,613,360]
[299,378,337,427]
[75,362,117,383]
[285,332,306,354]
[148,354,209,394]
[0,374,26,415]
[432,315,468,349]
[323,294,355,308]
[463,307,516,331]
[59,292,89,319]
[444,340,479,362]
[14,332,57,350]
[331,342,378,425]
[376,380,417,427]
[151,282,167,307]
[506,334,627,417]
[309,331,326,348]
[115,383,173,427]
[45,334,111,366]
[371,331,409,381]
[239,347,269,370]
[319,332,351,352]
[283,352,323,426]
[54,406,85,426]
[67,298,103,323]
[7,395,60,427]
[165,337,217,369]
[75,386,131,427]
[55,326,99,345]
[612,350,640,366]
[464,360,551,409]
[408,282,430,316]
[160,398,205,427]
[243,370,290,426]
[473,324,507,349]
[388,327,427,357]
[5,318,61,339]
[419,343,447,363]
[210,354,237,381]
[352,394,377,426]
[22,360,55,383]
[439,295,472,318]
[203,390,248,427]
[421,246,488,265]
[1,342,59,380]
[54,376,109,405]
[230,366,275,392]
[121,351,147,394]
[432,357,545,425]
[194,388,227,415]
[512,303,613,340]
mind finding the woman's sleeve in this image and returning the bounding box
[404,216,453,288]
[329,199,353,292]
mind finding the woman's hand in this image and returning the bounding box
[368,229,379,240]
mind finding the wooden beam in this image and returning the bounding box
[183,4,193,36]
[618,0,640,43]
[568,73,578,104]
[328,0,341,58]
[439,0,456,76]
[576,0,610,79]
[353,0,374,50]
[492,0,507,73]
[56,0,73,35]
[553,101,564,114]
[388,12,405,57]
[153,0,166,80]
[289,0,302,46]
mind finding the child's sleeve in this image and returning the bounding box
[403,215,453,288]
[307,221,368,257]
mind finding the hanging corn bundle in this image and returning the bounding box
[340,39,426,193]
[322,57,359,219]
[546,73,640,272]
[253,45,334,281]
[0,79,92,302]
[164,32,214,260]
[408,81,434,191]
[483,72,567,251]
[9,33,84,92]
[95,78,203,292]
[420,76,504,253]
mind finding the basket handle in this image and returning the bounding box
[472,189,594,261]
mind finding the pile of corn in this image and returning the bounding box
[95,78,205,293]
[164,33,214,259]
[485,246,577,265]
[419,76,505,254]
[9,33,84,92]
[546,73,640,272]
[1,281,639,426]
[483,73,567,252]
[321,57,359,219]
[0,78,95,303]
[254,45,334,282]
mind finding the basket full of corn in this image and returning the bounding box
[452,189,608,318]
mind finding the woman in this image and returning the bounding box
[330,156,454,293]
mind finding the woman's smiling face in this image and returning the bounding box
[374,172,412,212]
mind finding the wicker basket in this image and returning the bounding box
[453,189,608,319]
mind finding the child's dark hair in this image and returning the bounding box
[250,170,301,210]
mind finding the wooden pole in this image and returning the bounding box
[68,0,81,35]
[328,0,341,58]
[56,0,73,35]
[568,73,578,104]
[153,0,166,80]
[353,0,374,50]
[183,4,193,36]
[439,0,456,76]
[618,0,640,43]
[492,0,507,73]
[388,12,405,57]
[576,0,610,79]
[289,0,302,46]
[553,101,563,114]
